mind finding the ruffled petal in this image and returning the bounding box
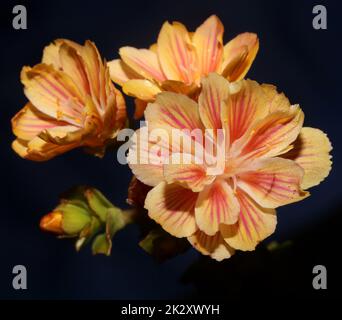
[80,40,107,112]
[163,153,215,192]
[261,83,292,113]
[221,79,269,146]
[127,127,169,187]
[237,105,304,160]
[12,136,78,161]
[145,92,203,132]
[195,179,240,236]
[157,21,197,84]
[221,189,276,251]
[12,139,31,159]
[42,40,62,69]
[145,182,198,237]
[198,73,230,130]
[119,47,166,82]
[192,15,224,75]
[221,32,259,81]
[21,64,84,125]
[42,39,83,67]
[188,230,235,261]
[237,157,309,208]
[58,43,92,98]
[282,127,332,189]
[12,103,70,141]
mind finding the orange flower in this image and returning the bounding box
[108,15,258,118]
[12,39,126,161]
[128,73,332,261]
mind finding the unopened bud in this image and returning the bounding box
[40,211,63,234]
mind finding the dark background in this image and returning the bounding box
[0,0,341,299]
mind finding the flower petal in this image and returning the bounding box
[42,40,62,69]
[188,230,235,261]
[122,79,161,101]
[111,87,127,133]
[119,47,166,82]
[12,139,31,159]
[282,127,332,189]
[12,136,77,161]
[221,79,269,146]
[21,64,84,125]
[42,39,83,67]
[192,15,224,75]
[221,189,276,251]
[261,83,291,113]
[237,105,304,160]
[157,21,197,84]
[198,73,230,130]
[127,127,169,186]
[145,182,198,237]
[237,157,309,208]
[222,32,259,81]
[145,92,203,132]
[220,48,248,79]
[37,122,88,146]
[12,103,70,141]
[80,40,106,111]
[195,179,240,236]
[59,43,91,97]
[108,59,142,86]
[163,153,215,192]
[160,80,198,96]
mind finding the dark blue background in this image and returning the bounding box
[0,0,341,299]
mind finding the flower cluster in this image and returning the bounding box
[12,16,332,261]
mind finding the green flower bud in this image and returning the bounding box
[41,186,133,255]
[59,201,92,235]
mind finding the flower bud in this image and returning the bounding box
[40,211,63,234]
[40,200,93,236]
[40,186,132,255]
[59,201,92,235]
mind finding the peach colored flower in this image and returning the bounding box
[128,73,332,261]
[12,39,126,161]
[108,15,258,118]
